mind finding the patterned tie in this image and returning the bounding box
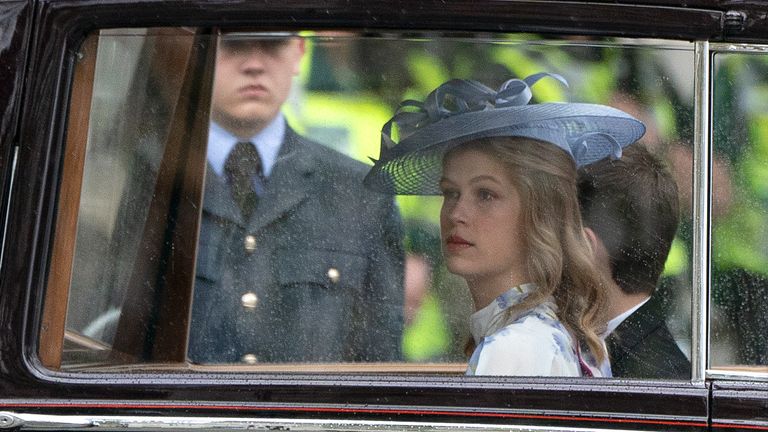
[224,141,264,220]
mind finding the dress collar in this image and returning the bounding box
[470,283,550,344]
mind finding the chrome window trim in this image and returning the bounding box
[707,369,768,381]
[0,145,18,272]
[709,42,768,53]
[0,411,659,432]
[692,40,710,384]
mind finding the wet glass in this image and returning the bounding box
[57,29,695,378]
[711,52,768,370]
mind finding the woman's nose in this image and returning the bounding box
[447,199,469,224]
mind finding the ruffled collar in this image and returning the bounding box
[469,283,558,344]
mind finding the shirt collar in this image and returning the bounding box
[604,296,650,337]
[207,113,286,177]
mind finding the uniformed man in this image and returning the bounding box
[188,34,404,364]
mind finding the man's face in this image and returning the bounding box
[211,37,304,138]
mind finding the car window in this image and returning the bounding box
[41,28,696,379]
[710,49,768,374]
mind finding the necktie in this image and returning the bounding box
[224,141,264,220]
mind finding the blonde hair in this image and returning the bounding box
[454,137,609,363]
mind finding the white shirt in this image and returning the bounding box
[207,114,286,178]
[605,297,650,336]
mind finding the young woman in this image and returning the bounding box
[365,73,645,376]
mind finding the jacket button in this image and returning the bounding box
[327,267,340,284]
[241,292,259,309]
[244,235,257,252]
[241,354,258,364]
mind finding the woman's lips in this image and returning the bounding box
[444,234,472,253]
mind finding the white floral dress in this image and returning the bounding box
[466,283,609,377]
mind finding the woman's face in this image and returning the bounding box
[439,148,527,287]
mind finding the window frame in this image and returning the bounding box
[40,38,768,383]
[705,42,768,382]
[22,2,720,374]
[49,30,706,378]
[19,2,712,382]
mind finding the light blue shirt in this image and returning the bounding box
[207,113,286,178]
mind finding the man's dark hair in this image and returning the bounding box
[578,144,680,296]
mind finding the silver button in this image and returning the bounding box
[327,267,340,284]
[244,235,257,252]
[241,354,258,364]
[241,292,259,309]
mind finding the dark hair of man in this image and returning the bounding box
[577,144,680,296]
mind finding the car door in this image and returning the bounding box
[0,1,745,431]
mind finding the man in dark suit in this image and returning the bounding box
[578,144,690,379]
[188,34,404,364]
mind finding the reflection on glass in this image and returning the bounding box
[65,28,196,364]
[711,52,768,370]
[60,29,695,378]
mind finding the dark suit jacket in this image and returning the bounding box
[606,297,691,379]
[188,128,404,363]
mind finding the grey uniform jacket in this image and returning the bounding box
[188,128,405,364]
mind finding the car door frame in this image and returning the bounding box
[8,0,768,431]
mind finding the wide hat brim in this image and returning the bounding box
[363,102,645,195]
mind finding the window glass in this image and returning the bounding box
[711,51,768,372]
[53,29,695,378]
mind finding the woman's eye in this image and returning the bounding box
[478,189,495,201]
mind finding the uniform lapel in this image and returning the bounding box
[202,162,243,225]
[247,129,316,233]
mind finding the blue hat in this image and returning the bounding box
[363,72,646,195]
